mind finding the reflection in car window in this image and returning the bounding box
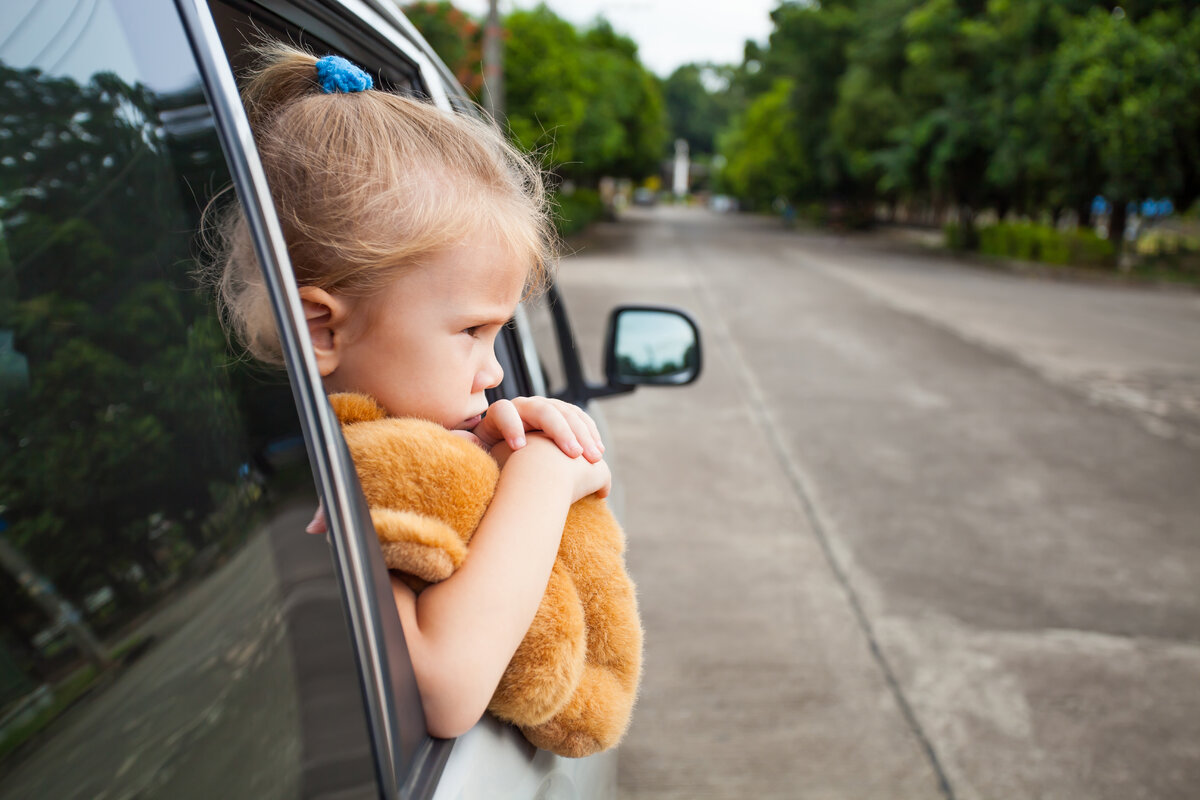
[0,2,376,797]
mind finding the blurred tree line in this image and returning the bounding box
[690,0,1200,248]
[403,1,667,229]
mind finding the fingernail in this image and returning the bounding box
[512,435,526,448]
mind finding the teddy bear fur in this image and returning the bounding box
[330,392,642,757]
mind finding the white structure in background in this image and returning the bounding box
[673,138,689,199]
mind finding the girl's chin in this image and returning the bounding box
[447,429,485,449]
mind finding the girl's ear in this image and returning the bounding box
[298,286,352,377]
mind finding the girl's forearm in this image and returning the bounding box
[397,438,574,738]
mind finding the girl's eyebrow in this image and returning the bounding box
[454,306,516,327]
[459,298,518,319]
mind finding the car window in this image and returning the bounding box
[207,0,424,97]
[0,2,378,797]
[522,298,569,398]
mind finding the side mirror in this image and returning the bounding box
[604,306,701,388]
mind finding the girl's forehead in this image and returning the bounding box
[403,231,530,304]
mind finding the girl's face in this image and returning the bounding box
[323,231,527,430]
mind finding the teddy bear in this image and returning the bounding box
[330,392,642,758]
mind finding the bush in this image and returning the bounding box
[964,221,1113,269]
[1064,228,1115,268]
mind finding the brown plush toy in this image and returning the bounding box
[330,392,642,758]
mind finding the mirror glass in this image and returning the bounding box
[612,310,699,385]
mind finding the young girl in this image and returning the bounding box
[213,42,611,739]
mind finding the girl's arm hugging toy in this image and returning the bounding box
[331,392,643,758]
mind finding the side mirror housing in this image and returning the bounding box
[603,306,702,389]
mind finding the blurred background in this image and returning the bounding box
[404,2,1200,798]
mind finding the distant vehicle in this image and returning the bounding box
[0,1,700,798]
[709,194,738,213]
[633,187,659,206]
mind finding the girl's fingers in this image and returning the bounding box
[548,399,603,459]
[477,400,525,450]
[577,405,604,453]
[517,400,583,458]
[306,503,327,534]
[498,396,604,460]
[560,406,601,462]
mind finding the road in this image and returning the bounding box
[553,206,1200,800]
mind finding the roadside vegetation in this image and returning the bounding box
[405,2,1199,277]
[402,2,667,236]
[688,1,1200,277]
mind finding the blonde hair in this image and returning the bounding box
[208,40,556,364]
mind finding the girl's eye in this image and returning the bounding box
[463,326,481,337]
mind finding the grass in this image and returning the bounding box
[0,632,154,764]
[0,664,99,762]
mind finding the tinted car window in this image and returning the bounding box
[0,2,377,797]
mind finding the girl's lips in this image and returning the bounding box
[458,415,482,430]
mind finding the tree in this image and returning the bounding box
[502,7,666,184]
[0,65,247,618]
[718,79,810,210]
[1046,7,1200,251]
[503,6,589,167]
[663,63,733,156]
[402,1,484,97]
[719,1,858,210]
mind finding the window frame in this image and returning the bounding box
[170,3,616,797]
[171,1,449,797]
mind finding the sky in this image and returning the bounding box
[453,0,779,77]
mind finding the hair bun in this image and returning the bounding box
[240,41,324,132]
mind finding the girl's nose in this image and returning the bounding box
[475,351,504,392]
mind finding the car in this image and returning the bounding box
[632,187,658,207]
[0,1,700,799]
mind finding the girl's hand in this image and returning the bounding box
[470,397,605,463]
[492,434,611,501]
[306,502,327,534]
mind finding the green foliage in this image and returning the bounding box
[719,79,810,211]
[0,663,99,761]
[711,0,1200,234]
[403,1,483,96]
[502,7,666,184]
[552,188,605,237]
[0,64,257,634]
[663,63,737,156]
[1046,9,1200,214]
[402,3,668,189]
[747,2,857,202]
[955,221,1115,268]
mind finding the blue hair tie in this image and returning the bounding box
[316,55,373,94]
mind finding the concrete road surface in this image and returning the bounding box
[550,206,1200,800]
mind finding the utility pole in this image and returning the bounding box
[673,138,690,200]
[0,534,112,671]
[482,0,505,122]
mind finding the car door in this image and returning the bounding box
[0,1,383,798]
